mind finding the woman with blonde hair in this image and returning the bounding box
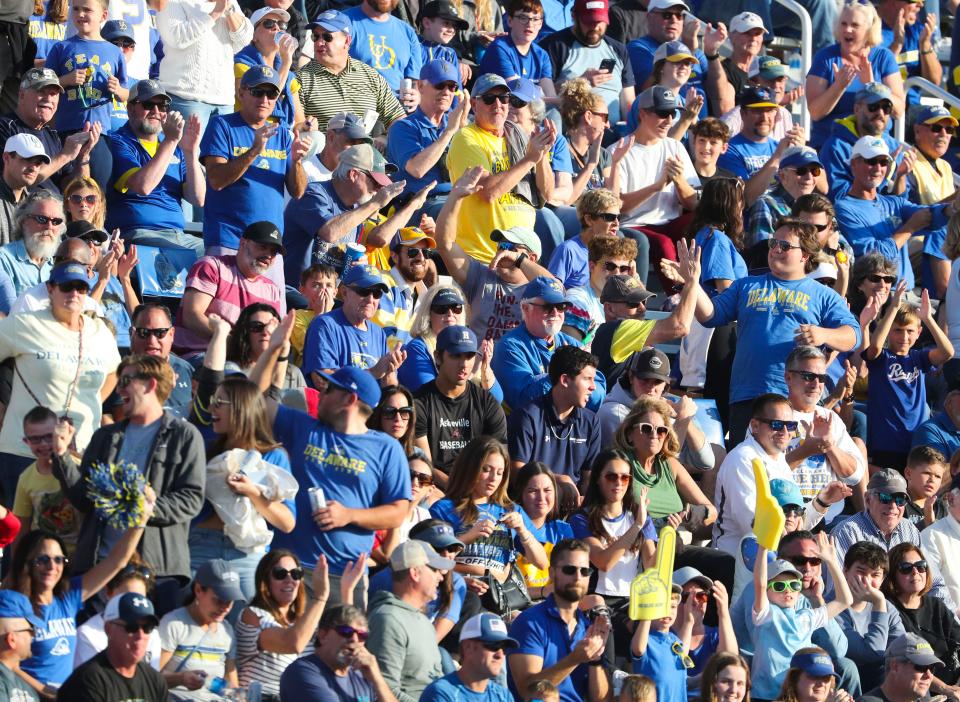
[63,176,106,229]
[559,78,612,197]
[805,0,903,148]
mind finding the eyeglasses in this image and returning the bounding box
[136,99,170,112]
[32,554,68,568]
[863,156,892,167]
[671,641,696,669]
[634,422,669,437]
[432,81,458,92]
[875,491,909,507]
[68,194,98,205]
[602,472,631,485]
[768,579,803,592]
[111,39,135,49]
[927,124,956,135]
[867,274,897,284]
[5,626,35,636]
[480,93,510,105]
[509,96,529,109]
[482,641,511,651]
[29,214,64,226]
[787,555,822,567]
[782,505,804,518]
[431,303,463,315]
[211,397,232,409]
[654,10,685,19]
[653,109,676,119]
[756,417,799,432]
[867,101,893,114]
[249,87,280,100]
[410,470,433,486]
[404,247,432,258]
[133,326,171,340]
[260,18,288,29]
[590,111,609,122]
[788,370,829,384]
[333,624,369,641]
[352,286,384,299]
[119,620,157,634]
[23,432,54,445]
[897,560,928,574]
[559,564,594,577]
[512,12,544,23]
[117,373,146,389]
[529,301,568,314]
[591,212,620,222]
[247,320,277,333]
[603,262,632,274]
[271,566,305,580]
[791,166,821,177]
[382,406,413,420]
[313,31,336,42]
[768,238,802,253]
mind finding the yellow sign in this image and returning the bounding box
[752,458,786,552]
[629,526,676,621]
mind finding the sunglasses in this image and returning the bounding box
[897,560,928,574]
[867,274,897,284]
[57,281,89,294]
[867,101,893,114]
[671,640,697,669]
[681,591,710,604]
[927,124,956,135]
[272,566,305,580]
[559,564,593,577]
[913,663,937,674]
[118,620,156,634]
[30,214,64,226]
[782,505,804,518]
[653,108,676,119]
[382,406,413,420]
[404,247,432,258]
[591,212,620,222]
[529,302,568,314]
[787,555,822,567]
[509,96,529,109]
[863,156,892,167]
[602,472,631,485]
[260,18,288,29]
[23,432,54,445]
[32,554,68,568]
[768,238,802,253]
[313,31,336,42]
[68,194,98,204]
[211,397,232,409]
[117,564,154,580]
[603,262,632,274]
[876,491,909,507]
[431,303,463,315]
[137,100,170,112]
[410,470,433,486]
[112,39,135,48]
[117,373,146,389]
[333,624,369,641]
[249,87,280,100]
[133,326,170,340]
[352,286,384,299]
[655,10,685,19]
[247,320,277,333]
[788,370,829,384]
[756,418,799,432]
[480,93,510,105]
[635,422,669,437]
[792,165,821,177]
[482,641,511,651]
[812,223,832,234]
[768,579,803,592]
[432,81,458,92]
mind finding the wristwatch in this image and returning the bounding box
[514,252,528,269]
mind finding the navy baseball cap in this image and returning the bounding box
[436,325,478,354]
[780,146,822,170]
[194,559,245,601]
[459,612,519,646]
[0,590,43,629]
[316,366,382,407]
[327,112,372,142]
[507,77,542,104]
[48,262,91,288]
[741,85,778,108]
[104,592,159,627]
[410,520,465,551]
[917,104,959,127]
[637,85,682,112]
[522,275,568,305]
[431,287,464,307]
[421,59,460,85]
[102,19,135,42]
[309,9,351,33]
[790,651,839,678]
[240,65,282,89]
[473,73,509,96]
[341,263,388,291]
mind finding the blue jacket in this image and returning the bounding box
[819,115,908,200]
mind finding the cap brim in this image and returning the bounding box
[431,13,469,28]
[665,53,697,63]
[924,116,960,126]
[759,68,787,79]
[30,80,64,93]
[81,230,109,243]
[369,171,394,186]
[211,585,245,602]
[346,280,389,292]
[427,554,457,570]
[309,20,348,32]
[744,101,779,109]
[397,235,437,249]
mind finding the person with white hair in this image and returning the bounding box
[920,474,960,613]
[0,190,61,297]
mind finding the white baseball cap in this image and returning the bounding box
[647,0,689,12]
[3,133,51,163]
[851,135,890,161]
[250,6,290,25]
[730,11,766,33]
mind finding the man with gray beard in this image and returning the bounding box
[106,80,206,256]
[0,190,60,297]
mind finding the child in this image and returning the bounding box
[689,117,736,188]
[631,583,690,702]
[751,533,853,701]
[477,0,556,102]
[44,0,128,134]
[904,445,948,529]
[862,283,954,471]
[102,19,139,132]
[290,263,339,367]
[418,0,468,86]
[618,674,656,702]
[524,679,560,702]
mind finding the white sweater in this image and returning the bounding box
[157,0,252,105]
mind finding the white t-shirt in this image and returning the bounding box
[11,282,103,315]
[75,613,162,670]
[595,511,641,597]
[612,137,700,227]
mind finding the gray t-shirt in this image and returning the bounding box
[463,260,524,343]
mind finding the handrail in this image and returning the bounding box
[773,0,812,134]
[894,76,960,142]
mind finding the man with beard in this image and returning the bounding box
[0,134,46,244]
[509,539,611,702]
[860,634,945,702]
[105,80,205,256]
[0,190,60,296]
[344,0,422,98]
[376,227,436,347]
[540,0,635,125]
[172,221,284,362]
[422,612,516,702]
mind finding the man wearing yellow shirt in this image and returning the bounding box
[445,73,555,263]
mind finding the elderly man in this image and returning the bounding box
[877,0,940,107]
[540,0,636,124]
[302,112,372,184]
[720,55,797,141]
[713,12,766,112]
[423,613,515,701]
[296,10,405,132]
[0,590,42,701]
[0,133,45,244]
[0,190,59,297]
[746,147,824,248]
[921,474,960,614]
[344,0,422,95]
[860,634,946,702]
[106,79,205,256]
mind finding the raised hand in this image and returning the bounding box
[292,133,312,162]
[313,553,330,602]
[450,165,486,198]
[252,122,279,152]
[834,62,858,89]
[371,179,407,208]
[676,237,702,285]
[920,12,937,46]
[180,113,202,152]
[702,22,727,56]
[611,135,635,163]
[890,279,908,308]
[919,287,933,323]
[162,110,185,141]
[781,85,804,107]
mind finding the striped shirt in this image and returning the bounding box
[295,58,405,132]
[236,606,309,696]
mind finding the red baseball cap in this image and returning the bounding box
[574,0,609,22]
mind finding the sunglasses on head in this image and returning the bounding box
[410,469,433,485]
[867,274,897,284]
[876,491,908,507]
[530,301,568,314]
[30,214,64,226]
[603,262,632,274]
[313,31,336,42]
[756,417,799,433]
[32,554,68,568]
[260,18,288,29]
[768,238,802,253]
[559,564,593,577]
[480,93,510,105]
[768,579,803,592]
[112,39,135,48]
[382,406,413,420]
[635,422,669,437]
[247,320,277,333]
[602,472,631,485]
[333,624,369,641]
[431,303,463,315]
[927,123,956,135]
[272,566,304,580]
[249,87,280,100]
[591,212,620,222]
[788,369,829,384]
[897,559,928,574]
[867,101,893,114]
[352,286,384,299]
[509,96,529,109]
[118,620,156,634]
[68,194,98,204]
[792,165,821,177]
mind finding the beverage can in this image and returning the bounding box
[343,243,366,268]
[401,78,413,92]
[309,486,327,511]
[208,677,228,695]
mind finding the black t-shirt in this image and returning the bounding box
[57,651,168,702]
[0,113,67,189]
[722,59,749,103]
[414,380,507,472]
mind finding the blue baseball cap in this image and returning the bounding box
[309,9,351,33]
[790,651,839,678]
[673,566,713,589]
[0,590,43,629]
[917,104,959,127]
[316,365,382,407]
[780,146,822,170]
[431,287,464,307]
[473,73,509,97]
[750,55,787,80]
[637,85,682,112]
[522,275,568,305]
[327,112,372,142]
[341,263,388,291]
[740,85,778,108]
[459,612,519,646]
[653,40,696,64]
[410,520,465,551]
[48,262,91,288]
[770,478,804,508]
[855,82,892,105]
[102,19,135,42]
[240,65,282,89]
[436,325,478,354]
[420,59,459,86]
[507,77,542,104]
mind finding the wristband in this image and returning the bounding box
[514,252,528,269]
[921,48,934,55]
[277,353,290,362]
[815,496,829,509]
[706,53,720,61]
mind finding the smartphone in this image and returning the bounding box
[73,132,92,144]
[111,229,121,247]
[599,58,616,73]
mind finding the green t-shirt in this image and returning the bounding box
[0,660,40,702]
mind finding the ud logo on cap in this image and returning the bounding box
[223,571,240,582]
[117,20,128,28]
[662,89,675,101]
[549,279,564,293]
[649,356,663,369]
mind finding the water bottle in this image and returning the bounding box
[786,51,803,89]
[247,681,262,702]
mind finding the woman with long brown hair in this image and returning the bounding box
[225,303,306,392]
[700,651,752,702]
[367,385,418,454]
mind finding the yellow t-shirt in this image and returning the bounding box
[290,309,318,368]
[446,123,536,264]
[13,462,81,553]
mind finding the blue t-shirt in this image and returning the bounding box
[270,405,410,574]
[29,15,66,61]
[344,6,423,91]
[551,133,573,174]
[703,274,861,403]
[547,235,589,290]
[807,44,899,148]
[422,672,513,702]
[386,107,453,197]
[45,36,128,132]
[234,44,300,126]
[199,111,293,250]
[695,226,748,296]
[368,567,467,623]
[478,36,553,82]
[106,123,187,233]
[632,629,688,702]
[717,133,778,181]
[167,353,194,418]
[283,179,353,284]
[22,576,84,685]
[866,347,934,453]
[279,653,375,702]
[429,499,521,572]
[107,75,137,132]
[301,307,389,377]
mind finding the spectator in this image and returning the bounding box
[478,0,555,99]
[172,221,284,361]
[417,2,468,83]
[747,147,824,248]
[0,590,42,702]
[7,232,98,317]
[903,446,948,529]
[300,111,372,185]
[672,567,737,675]
[920,474,960,613]
[540,0,635,124]
[507,345,601,489]
[792,193,853,299]
[0,190,59,297]
[200,65,308,260]
[0,134,47,245]
[295,10,405,132]
[101,20,139,133]
[224,304,306,391]
[858,633,944,702]
[648,41,707,135]
[848,251,898,318]
[714,12,766,112]
[367,540,453,700]
[549,190,621,292]
[290,263,338,367]
[508,538,611,702]
[719,55,797,142]
[876,0,940,107]
[630,580,692,702]
[344,0,422,95]
[128,303,194,419]
[555,80,615,202]
[414,325,507,477]
[512,463,575,597]
[278,604,397,702]
[376,227,436,347]
[689,118,736,188]
[699,652,751,702]
[369,386,418,454]
[58,592,167,702]
[775,648,847,702]
[62,177,105,229]
[422,611,515,701]
[912,388,960,461]
[105,79,205,255]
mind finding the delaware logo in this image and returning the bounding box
[50,637,71,656]
[368,36,396,69]
[256,158,271,169]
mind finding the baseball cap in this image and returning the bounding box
[573,0,609,22]
[242,221,285,255]
[917,104,959,127]
[391,226,437,251]
[431,287,465,307]
[316,365,382,407]
[436,325,478,354]
[867,469,908,495]
[730,11,765,33]
[48,262,91,288]
[338,144,398,186]
[855,82,893,105]
[195,559,245,601]
[410,520,465,552]
[20,67,63,92]
[459,612,519,646]
[637,85,682,112]
[341,263,388,291]
[851,135,891,161]
[942,357,960,393]
[522,275,568,305]
[390,539,457,571]
[770,478,804,508]
[600,274,656,304]
[749,55,787,80]
[251,6,290,25]
[647,0,689,12]
[768,559,802,581]
[740,85,778,109]
[419,0,469,29]
[102,19,135,42]
[780,146,822,170]
[421,59,460,86]
[128,79,169,103]
[309,9,351,33]
[240,65,282,90]
[673,566,712,590]
[104,592,159,627]
[65,220,109,244]
[885,633,944,665]
[807,260,839,282]
[473,73,510,97]
[626,348,670,382]
[653,41,697,64]
[507,77,543,104]
[327,112,372,142]
[3,133,51,163]
[0,590,43,630]
[491,226,542,257]
[790,651,839,678]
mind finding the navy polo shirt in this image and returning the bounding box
[507,392,601,484]
[283,179,354,285]
[509,595,591,702]
[386,107,452,198]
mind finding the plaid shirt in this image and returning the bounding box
[746,183,795,248]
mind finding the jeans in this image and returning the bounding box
[188,527,262,624]
[124,227,205,257]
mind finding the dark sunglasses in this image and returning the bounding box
[382,406,413,420]
[867,101,893,114]
[768,579,803,592]
[913,663,937,674]
[32,554,68,568]
[247,320,277,333]
[352,286,384,299]
[480,93,510,105]
[57,281,89,294]
[591,212,620,222]
[559,564,593,577]
[313,31,336,42]
[876,492,909,507]
[768,238,802,253]
[432,81,458,92]
[112,39,135,48]
[782,505,804,518]
[654,10,684,19]
[133,326,171,340]
[867,274,897,284]
[812,223,832,234]
[117,373,146,389]
[603,262,632,274]
[681,591,709,604]
[404,247,432,258]
[30,214,64,226]
[117,564,154,580]
[271,566,305,580]
[136,99,170,112]
[788,370,829,384]
[927,124,956,135]
[863,156,892,167]
[260,18,288,29]
[653,108,676,119]
[635,422,669,437]
[333,624,369,641]
[787,555,822,567]
[897,560,928,574]
[756,418,799,433]
[792,165,821,177]
[508,96,529,109]
[68,194,98,204]
[119,620,157,634]
[249,87,280,100]
[482,641,511,651]
[529,302,568,314]
[410,470,433,486]
[431,303,463,315]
